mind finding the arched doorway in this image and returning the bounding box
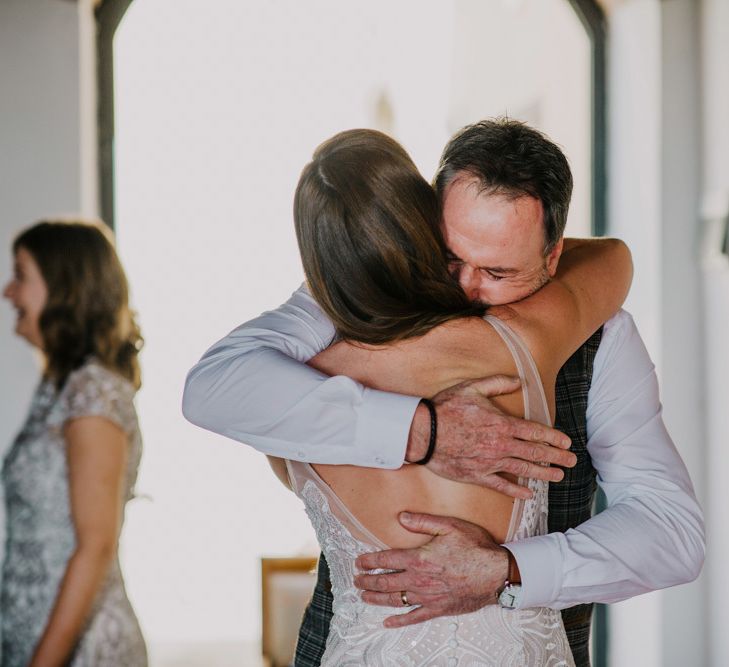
[97,1,607,661]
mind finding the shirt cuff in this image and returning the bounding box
[355,388,421,469]
[504,534,564,608]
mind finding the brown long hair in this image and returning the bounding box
[13,220,143,389]
[294,129,483,345]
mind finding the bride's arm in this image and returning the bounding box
[499,237,633,374]
[267,456,292,490]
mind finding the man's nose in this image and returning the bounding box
[2,281,15,299]
[458,265,480,300]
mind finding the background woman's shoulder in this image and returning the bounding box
[50,358,138,435]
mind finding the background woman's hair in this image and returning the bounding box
[294,128,483,345]
[13,220,143,389]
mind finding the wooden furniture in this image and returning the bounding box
[261,556,318,667]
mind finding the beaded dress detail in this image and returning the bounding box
[286,316,574,666]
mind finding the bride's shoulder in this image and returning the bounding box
[429,315,494,338]
[423,316,512,366]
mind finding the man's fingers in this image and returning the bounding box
[360,590,433,608]
[354,571,444,595]
[494,431,576,467]
[498,457,566,482]
[507,416,572,450]
[361,590,446,609]
[360,590,410,607]
[397,511,454,537]
[356,548,419,573]
[483,474,534,499]
[383,605,443,628]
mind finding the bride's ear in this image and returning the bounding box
[545,238,564,277]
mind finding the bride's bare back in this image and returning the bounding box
[307,314,551,548]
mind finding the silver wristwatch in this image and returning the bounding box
[498,548,523,609]
[497,581,523,610]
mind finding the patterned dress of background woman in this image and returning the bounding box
[2,359,147,666]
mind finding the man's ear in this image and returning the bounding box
[545,237,564,277]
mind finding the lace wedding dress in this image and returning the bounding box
[286,316,575,666]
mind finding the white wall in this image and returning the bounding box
[449,0,592,237]
[606,4,663,664]
[0,0,98,532]
[607,0,708,665]
[657,2,705,665]
[701,0,729,665]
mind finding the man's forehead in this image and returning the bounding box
[443,185,546,258]
[444,221,544,272]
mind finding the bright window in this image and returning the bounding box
[112,1,593,660]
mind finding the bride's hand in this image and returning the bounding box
[354,511,508,627]
[406,375,575,499]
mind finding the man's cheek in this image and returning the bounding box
[483,283,535,306]
[479,286,511,306]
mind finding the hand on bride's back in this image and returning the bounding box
[407,375,576,499]
[354,512,508,627]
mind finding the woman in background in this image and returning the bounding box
[1,221,147,666]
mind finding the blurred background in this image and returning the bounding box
[0,0,726,665]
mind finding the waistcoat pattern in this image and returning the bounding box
[549,326,603,667]
[295,327,604,667]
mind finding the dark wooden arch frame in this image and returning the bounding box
[96,0,134,230]
[568,0,608,237]
[564,4,610,664]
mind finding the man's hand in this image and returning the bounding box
[406,375,575,499]
[354,512,509,628]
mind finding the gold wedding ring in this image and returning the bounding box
[400,590,411,607]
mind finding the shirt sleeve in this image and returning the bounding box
[181,284,420,468]
[506,309,705,609]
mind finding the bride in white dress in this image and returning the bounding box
[269,128,632,666]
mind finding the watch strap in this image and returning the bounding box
[506,548,521,585]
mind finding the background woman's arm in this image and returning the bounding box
[29,417,126,667]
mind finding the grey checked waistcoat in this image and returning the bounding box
[295,327,603,667]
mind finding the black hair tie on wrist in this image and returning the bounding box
[413,398,437,465]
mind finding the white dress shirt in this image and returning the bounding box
[182,285,705,609]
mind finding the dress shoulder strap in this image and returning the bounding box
[483,314,551,427]
[484,314,553,544]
